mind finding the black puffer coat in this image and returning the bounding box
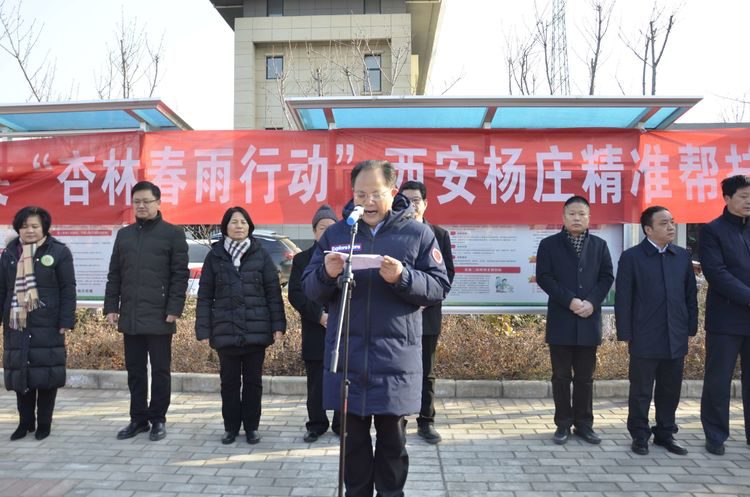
[195,238,286,349]
[104,213,189,335]
[1,237,76,392]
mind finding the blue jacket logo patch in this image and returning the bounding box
[331,243,362,253]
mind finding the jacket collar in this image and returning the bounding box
[211,235,259,260]
[136,211,163,229]
[721,206,749,228]
[341,193,416,236]
[640,237,675,256]
[5,236,56,260]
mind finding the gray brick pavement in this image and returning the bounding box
[0,389,749,496]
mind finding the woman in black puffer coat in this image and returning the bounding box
[195,207,286,445]
[0,206,76,441]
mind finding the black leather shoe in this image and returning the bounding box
[631,439,649,455]
[574,426,602,445]
[117,421,150,440]
[303,430,319,443]
[221,431,238,444]
[10,423,35,441]
[35,423,51,441]
[552,427,570,445]
[246,430,261,444]
[654,437,688,455]
[149,422,166,441]
[417,424,442,444]
[706,441,725,455]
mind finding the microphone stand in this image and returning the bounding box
[331,219,358,497]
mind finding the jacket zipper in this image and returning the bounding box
[361,230,375,415]
[134,224,143,329]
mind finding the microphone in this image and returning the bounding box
[347,205,365,226]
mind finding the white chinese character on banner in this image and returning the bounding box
[0,178,9,205]
[483,146,525,203]
[289,144,327,203]
[239,145,282,203]
[725,144,750,176]
[195,148,232,203]
[533,145,573,202]
[580,144,624,204]
[150,146,187,205]
[385,148,427,186]
[630,144,672,202]
[57,152,96,205]
[336,144,355,164]
[436,145,476,204]
[101,147,140,206]
[678,144,719,202]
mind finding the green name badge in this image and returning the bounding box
[40,254,54,267]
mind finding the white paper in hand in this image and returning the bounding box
[325,251,384,271]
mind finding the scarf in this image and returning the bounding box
[565,229,586,258]
[10,240,44,330]
[224,237,251,268]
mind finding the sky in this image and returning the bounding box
[1,0,748,129]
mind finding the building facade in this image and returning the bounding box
[211,0,442,130]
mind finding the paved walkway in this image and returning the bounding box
[0,390,749,497]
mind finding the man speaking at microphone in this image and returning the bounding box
[302,160,451,497]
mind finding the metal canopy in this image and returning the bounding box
[285,95,702,131]
[0,99,192,138]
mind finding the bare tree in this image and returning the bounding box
[582,0,615,95]
[505,31,538,96]
[95,9,165,99]
[716,94,750,123]
[297,41,336,97]
[621,2,678,95]
[429,66,466,96]
[0,0,56,101]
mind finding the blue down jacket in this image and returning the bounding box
[301,195,451,416]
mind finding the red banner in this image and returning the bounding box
[1,128,748,225]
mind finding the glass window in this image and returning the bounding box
[266,56,283,79]
[364,0,381,14]
[267,0,283,16]
[364,54,381,93]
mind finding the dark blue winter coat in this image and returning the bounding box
[536,229,614,346]
[615,239,698,359]
[700,207,750,335]
[301,195,451,416]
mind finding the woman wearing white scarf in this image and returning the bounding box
[195,207,286,445]
[0,207,76,441]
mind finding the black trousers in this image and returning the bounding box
[345,413,408,497]
[627,355,684,441]
[123,334,173,424]
[218,347,266,433]
[701,333,750,445]
[549,345,597,430]
[417,334,438,427]
[17,388,57,427]
[304,360,340,435]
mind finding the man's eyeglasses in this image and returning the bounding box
[354,190,390,202]
[133,199,158,206]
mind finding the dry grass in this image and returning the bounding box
[0,284,727,380]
